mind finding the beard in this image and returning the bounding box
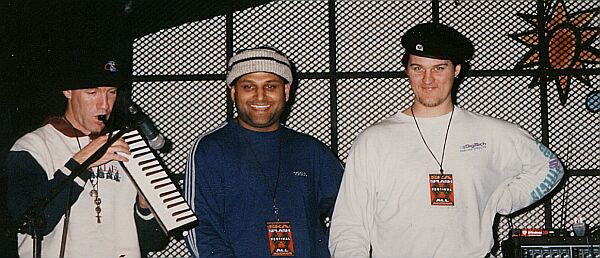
[415,94,448,108]
[88,124,107,138]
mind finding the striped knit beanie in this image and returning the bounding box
[226,47,293,86]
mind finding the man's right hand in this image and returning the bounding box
[72,135,131,168]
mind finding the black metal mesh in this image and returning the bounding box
[457,76,543,139]
[548,76,600,170]
[337,78,412,162]
[234,1,329,73]
[440,1,537,70]
[148,239,190,258]
[129,1,600,257]
[133,17,227,76]
[286,79,332,147]
[551,175,600,230]
[336,1,431,72]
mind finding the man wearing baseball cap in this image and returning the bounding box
[329,23,564,257]
[184,47,343,257]
[5,48,167,257]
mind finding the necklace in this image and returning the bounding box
[89,173,102,223]
[239,124,286,222]
[63,116,102,223]
[410,106,454,174]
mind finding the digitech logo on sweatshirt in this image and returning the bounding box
[460,142,487,152]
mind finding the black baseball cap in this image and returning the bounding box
[58,46,130,90]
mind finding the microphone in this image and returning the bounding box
[127,104,166,150]
[98,115,108,124]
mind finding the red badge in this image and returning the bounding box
[429,174,455,206]
[266,221,295,256]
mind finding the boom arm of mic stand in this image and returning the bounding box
[18,130,127,258]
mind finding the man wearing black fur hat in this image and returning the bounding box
[329,23,564,257]
[4,50,167,257]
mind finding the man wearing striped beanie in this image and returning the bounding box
[184,47,343,257]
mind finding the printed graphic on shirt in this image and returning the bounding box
[266,221,295,256]
[530,143,562,202]
[292,171,308,177]
[429,174,455,206]
[459,142,487,152]
[91,163,122,182]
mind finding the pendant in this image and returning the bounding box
[95,206,102,223]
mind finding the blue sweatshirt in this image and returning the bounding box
[184,120,343,257]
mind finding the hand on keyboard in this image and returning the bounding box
[73,135,131,167]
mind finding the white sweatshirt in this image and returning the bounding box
[329,107,563,258]
[11,124,142,258]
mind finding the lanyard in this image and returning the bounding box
[240,128,287,221]
[411,106,454,174]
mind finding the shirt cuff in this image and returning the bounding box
[63,158,92,187]
[135,204,155,220]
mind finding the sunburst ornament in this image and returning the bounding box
[511,0,600,105]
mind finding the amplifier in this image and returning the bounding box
[502,235,599,258]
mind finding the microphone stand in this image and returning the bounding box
[18,127,130,258]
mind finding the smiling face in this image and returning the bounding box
[63,86,117,135]
[231,72,290,132]
[406,55,461,115]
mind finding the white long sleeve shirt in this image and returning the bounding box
[329,107,563,257]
